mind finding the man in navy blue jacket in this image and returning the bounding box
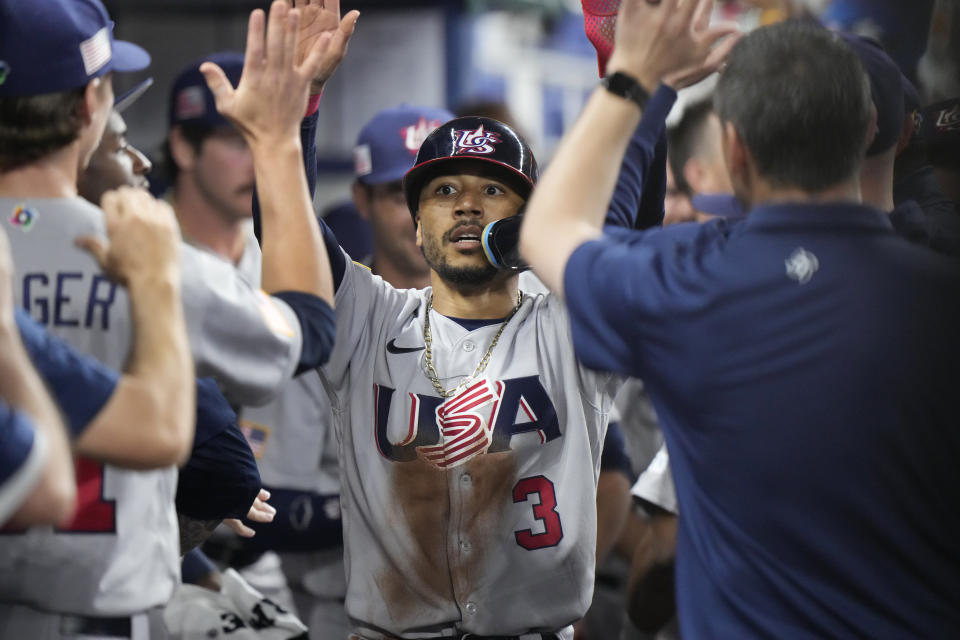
[522,1,960,636]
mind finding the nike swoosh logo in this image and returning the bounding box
[386,339,425,354]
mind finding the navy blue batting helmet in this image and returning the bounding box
[403,116,538,221]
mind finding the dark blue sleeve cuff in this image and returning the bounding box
[181,548,218,584]
[192,378,237,449]
[272,291,336,373]
[600,421,634,479]
[177,421,261,520]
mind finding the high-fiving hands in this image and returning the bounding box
[199,0,358,148]
[288,0,360,95]
[606,0,741,91]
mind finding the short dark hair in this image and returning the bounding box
[0,87,86,171]
[668,100,715,196]
[714,21,872,193]
[162,123,214,184]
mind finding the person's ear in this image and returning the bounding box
[79,78,105,126]
[683,158,706,195]
[864,102,879,150]
[168,127,198,173]
[414,216,422,247]
[351,182,371,221]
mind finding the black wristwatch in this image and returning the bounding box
[601,71,651,109]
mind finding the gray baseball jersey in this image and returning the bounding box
[321,255,620,638]
[0,196,301,616]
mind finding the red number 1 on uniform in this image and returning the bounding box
[58,457,116,533]
[513,475,563,550]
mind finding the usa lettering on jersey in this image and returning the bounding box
[374,375,561,467]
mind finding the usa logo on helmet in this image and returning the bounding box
[453,125,501,155]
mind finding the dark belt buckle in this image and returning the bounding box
[60,614,132,638]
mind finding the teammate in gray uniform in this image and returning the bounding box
[271,13,728,635]
[0,1,343,637]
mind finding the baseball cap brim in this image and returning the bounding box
[111,39,151,73]
[115,76,153,112]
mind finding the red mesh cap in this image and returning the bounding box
[582,0,620,77]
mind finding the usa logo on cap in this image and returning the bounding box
[453,125,501,155]
[175,86,207,121]
[935,103,960,132]
[401,117,444,156]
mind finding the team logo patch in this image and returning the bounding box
[238,419,270,459]
[417,379,502,469]
[9,204,37,231]
[785,247,819,284]
[353,144,373,176]
[0,61,9,87]
[79,26,112,76]
[453,125,501,155]
[175,86,207,121]
[935,103,960,132]
[401,117,444,155]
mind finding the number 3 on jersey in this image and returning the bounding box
[513,475,563,550]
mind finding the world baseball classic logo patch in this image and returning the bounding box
[453,125,501,155]
[9,204,37,231]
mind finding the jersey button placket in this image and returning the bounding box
[463,340,476,353]
[464,601,478,616]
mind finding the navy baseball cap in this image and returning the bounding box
[354,105,455,185]
[839,32,905,157]
[169,52,244,128]
[921,98,960,167]
[0,0,150,97]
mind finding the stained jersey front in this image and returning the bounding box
[320,255,620,638]
[0,196,302,617]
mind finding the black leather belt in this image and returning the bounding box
[459,634,560,640]
[60,614,132,638]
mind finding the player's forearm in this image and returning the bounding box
[252,138,335,307]
[520,88,642,295]
[125,274,195,465]
[0,325,75,525]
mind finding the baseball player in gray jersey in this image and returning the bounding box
[0,1,344,637]
[272,3,728,635]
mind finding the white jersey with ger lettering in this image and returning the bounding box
[320,256,621,639]
[0,196,301,617]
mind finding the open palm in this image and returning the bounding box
[290,0,359,94]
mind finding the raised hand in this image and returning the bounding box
[199,1,355,148]
[76,187,181,287]
[607,0,741,90]
[288,0,360,95]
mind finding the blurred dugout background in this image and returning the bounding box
[104,0,959,212]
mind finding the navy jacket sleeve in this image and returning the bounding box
[252,112,347,292]
[600,421,634,479]
[604,85,676,231]
[176,379,261,520]
[15,309,118,439]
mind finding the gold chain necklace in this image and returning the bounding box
[422,291,523,398]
